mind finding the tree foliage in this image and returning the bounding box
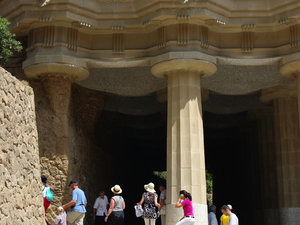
[206,170,213,194]
[0,17,22,66]
[153,171,167,181]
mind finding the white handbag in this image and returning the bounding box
[160,205,166,216]
[134,205,144,217]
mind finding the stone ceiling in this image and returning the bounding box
[78,64,293,97]
[77,64,295,115]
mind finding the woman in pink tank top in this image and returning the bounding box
[175,190,195,225]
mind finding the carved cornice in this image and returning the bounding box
[24,24,300,60]
[67,28,78,51]
[290,24,300,48]
[157,27,166,49]
[2,0,300,34]
[241,24,255,53]
[241,31,253,53]
[112,33,124,53]
[177,23,189,45]
[199,26,209,49]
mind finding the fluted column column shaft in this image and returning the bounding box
[167,71,206,203]
[272,97,300,225]
[261,85,300,225]
[259,117,278,207]
[151,55,217,225]
[255,112,279,225]
[166,70,207,225]
[273,97,300,205]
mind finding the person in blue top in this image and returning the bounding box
[62,180,87,225]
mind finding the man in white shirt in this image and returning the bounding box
[221,205,239,225]
[93,191,109,225]
[208,205,218,225]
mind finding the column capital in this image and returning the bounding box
[23,62,89,82]
[260,85,297,103]
[279,52,300,79]
[151,52,217,79]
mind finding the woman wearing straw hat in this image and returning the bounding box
[137,182,161,225]
[104,185,125,225]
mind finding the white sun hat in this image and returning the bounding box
[144,182,156,193]
[111,184,122,194]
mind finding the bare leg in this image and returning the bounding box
[45,215,50,225]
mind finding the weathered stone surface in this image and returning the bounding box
[0,67,45,224]
[31,77,71,222]
[30,78,113,223]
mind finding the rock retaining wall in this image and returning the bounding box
[0,68,45,224]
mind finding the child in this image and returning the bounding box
[55,206,67,225]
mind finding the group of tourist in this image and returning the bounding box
[42,176,238,225]
[93,182,166,225]
[208,204,239,225]
[91,182,196,225]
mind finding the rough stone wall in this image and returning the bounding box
[0,68,45,225]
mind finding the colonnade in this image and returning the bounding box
[150,54,300,225]
[22,48,300,225]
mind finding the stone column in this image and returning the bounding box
[249,107,279,225]
[23,63,89,221]
[151,54,216,225]
[42,74,71,154]
[261,86,300,225]
[259,113,280,225]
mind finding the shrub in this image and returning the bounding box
[0,17,22,66]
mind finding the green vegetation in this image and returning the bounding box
[206,170,213,194]
[153,171,167,181]
[0,17,22,66]
[206,170,213,205]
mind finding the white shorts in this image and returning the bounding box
[175,217,196,225]
[67,211,85,225]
